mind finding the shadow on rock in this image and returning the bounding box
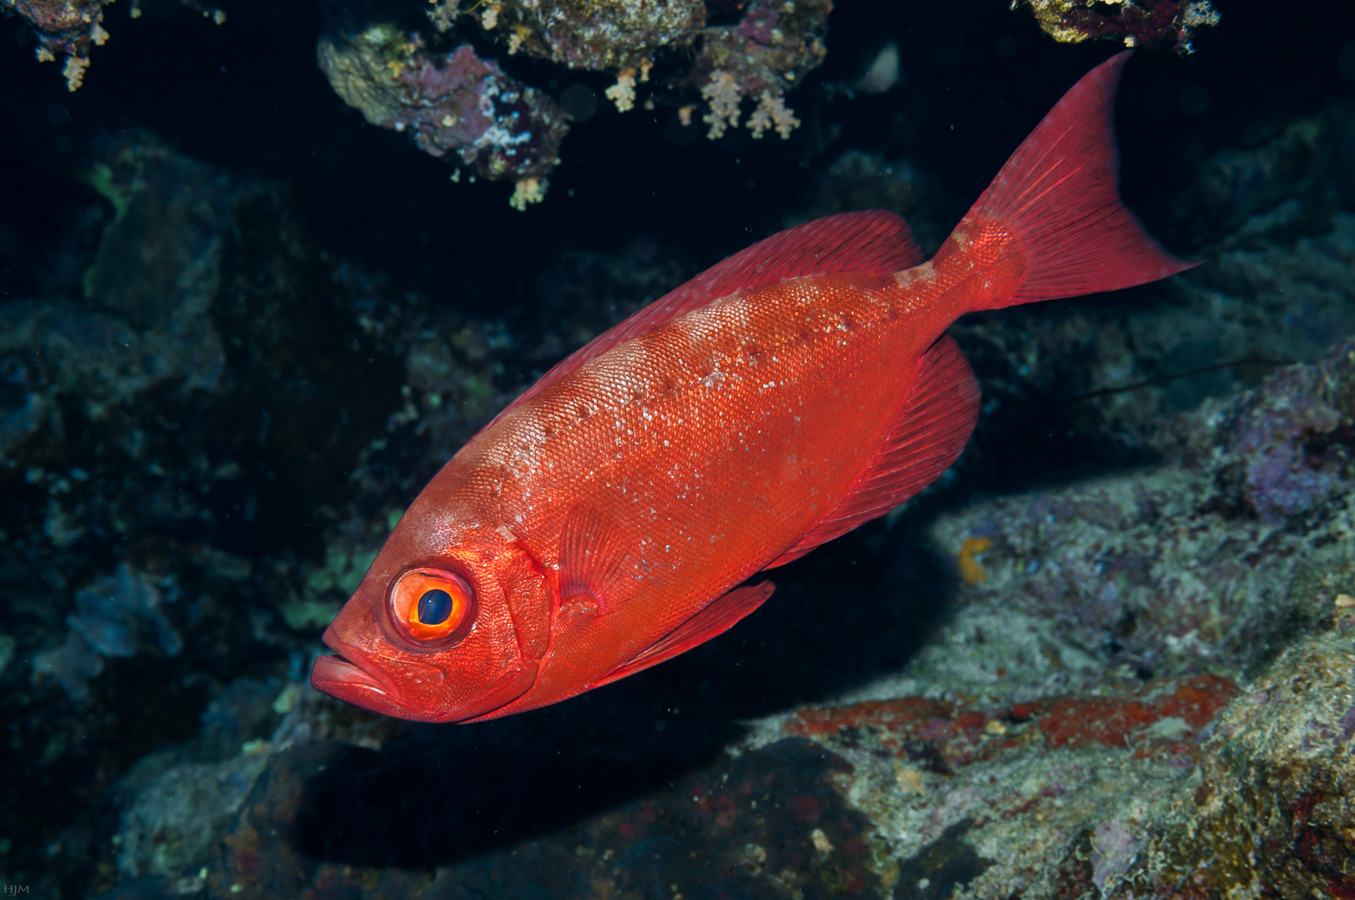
[290,717,725,868]
[216,734,884,899]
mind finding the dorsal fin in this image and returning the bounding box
[764,336,980,569]
[591,581,775,689]
[499,211,924,418]
[557,501,633,616]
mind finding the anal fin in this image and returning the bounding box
[592,582,775,688]
[765,335,981,568]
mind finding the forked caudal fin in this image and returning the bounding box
[951,51,1196,312]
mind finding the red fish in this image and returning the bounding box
[311,53,1192,723]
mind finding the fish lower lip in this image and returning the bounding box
[311,653,388,696]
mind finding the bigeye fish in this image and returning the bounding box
[311,53,1193,723]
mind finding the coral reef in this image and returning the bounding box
[455,0,707,72]
[3,0,116,89]
[1181,347,1353,523]
[1015,0,1220,53]
[2,0,224,90]
[398,0,832,193]
[690,0,829,139]
[317,23,568,201]
[1129,619,1355,898]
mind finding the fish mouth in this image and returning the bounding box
[310,631,396,701]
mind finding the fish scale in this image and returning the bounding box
[487,275,928,700]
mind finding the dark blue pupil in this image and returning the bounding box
[417,589,454,626]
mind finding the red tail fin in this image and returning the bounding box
[958,51,1196,309]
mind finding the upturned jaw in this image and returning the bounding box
[310,628,403,712]
[309,604,543,723]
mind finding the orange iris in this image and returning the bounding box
[389,567,475,644]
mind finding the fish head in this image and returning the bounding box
[310,502,550,723]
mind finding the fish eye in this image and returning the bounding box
[389,567,475,645]
[417,589,454,625]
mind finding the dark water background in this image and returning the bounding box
[2,1,1354,897]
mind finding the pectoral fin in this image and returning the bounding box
[558,501,633,616]
[592,581,775,688]
[765,335,980,568]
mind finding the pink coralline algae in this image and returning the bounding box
[1015,0,1220,54]
[785,674,1238,769]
